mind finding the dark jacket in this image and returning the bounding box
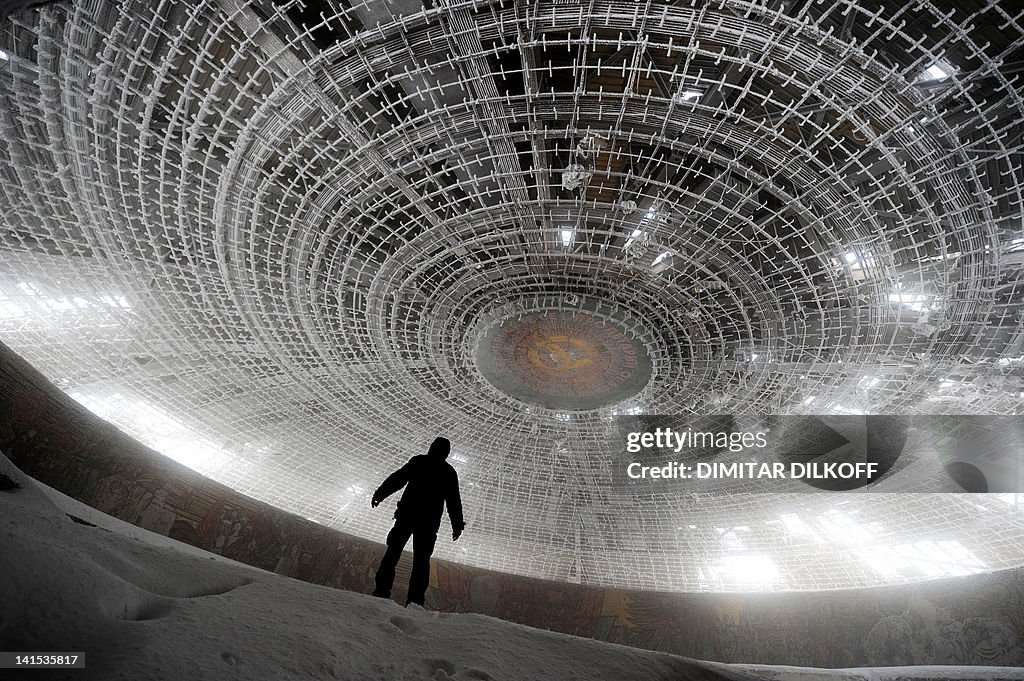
[374,454,464,532]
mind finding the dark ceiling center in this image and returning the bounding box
[475,310,653,410]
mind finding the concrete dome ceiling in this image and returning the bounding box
[1,0,1023,591]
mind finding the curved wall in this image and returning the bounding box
[2,339,1023,668]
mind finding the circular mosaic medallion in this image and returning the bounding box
[475,311,653,410]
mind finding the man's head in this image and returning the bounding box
[428,436,451,459]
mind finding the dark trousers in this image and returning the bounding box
[373,516,438,605]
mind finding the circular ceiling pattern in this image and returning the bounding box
[475,310,653,410]
[0,0,1023,591]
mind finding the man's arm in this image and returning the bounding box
[446,469,465,540]
[371,460,413,507]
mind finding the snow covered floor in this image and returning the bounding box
[2,454,1022,681]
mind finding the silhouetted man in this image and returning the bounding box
[371,436,464,606]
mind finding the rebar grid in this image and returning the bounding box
[1,0,1023,591]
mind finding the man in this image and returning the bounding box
[371,436,465,606]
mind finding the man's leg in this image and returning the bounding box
[373,519,414,598]
[406,525,438,606]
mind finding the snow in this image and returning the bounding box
[2,452,1022,681]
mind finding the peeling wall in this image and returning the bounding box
[2,339,1022,667]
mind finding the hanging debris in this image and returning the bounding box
[561,163,592,191]
[575,133,607,159]
[911,309,951,337]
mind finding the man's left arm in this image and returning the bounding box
[371,461,413,507]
